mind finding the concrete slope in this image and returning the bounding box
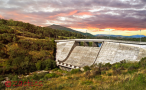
[95,42,119,64]
[58,41,75,62]
[95,42,146,64]
[64,46,100,67]
[137,48,146,60]
[113,43,140,62]
[56,42,66,61]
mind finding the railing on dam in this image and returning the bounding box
[55,39,146,45]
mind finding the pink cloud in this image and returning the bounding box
[68,10,78,15]
[76,12,92,15]
[48,10,78,19]
[0,15,4,18]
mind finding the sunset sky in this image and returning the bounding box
[0,0,146,36]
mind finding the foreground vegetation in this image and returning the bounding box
[1,57,146,90]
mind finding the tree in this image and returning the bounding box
[35,60,42,70]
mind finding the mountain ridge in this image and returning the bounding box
[95,34,146,38]
[48,24,95,37]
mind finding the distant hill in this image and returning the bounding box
[48,25,95,37]
[130,35,146,38]
[95,34,146,38]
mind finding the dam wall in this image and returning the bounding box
[95,42,145,64]
[56,41,76,62]
[55,39,146,69]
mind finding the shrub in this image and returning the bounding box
[139,57,146,68]
[0,69,3,74]
[112,63,121,69]
[37,72,48,79]
[84,70,91,78]
[94,76,102,81]
[101,71,106,75]
[91,70,101,77]
[120,60,126,64]
[7,74,14,80]
[74,77,79,80]
[0,82,5,90]
[101,67,109,71]
[12,75,18,81]
[112,66,116,70]
[70,69,81,74]
[137,74,146,84]
[67,76,72,79]
[44,73,58,79]
[98,63,103,68]
[83,66,91,71]
[104,63,112,68]
[107,73,112,76]
[80,42,84,46]
[81,80,93,85]
[35,60,41,70]
[128,65,137,71]
[45,67,50,71]
[122,62,133,69]
[127,70,137,74]
[32,74,39,80]
[42,59,56,70]
[113,69,121,75]
[52,68,59,71]
[57,85,64,90]
[120,66,125,70]
[134,64,140,69]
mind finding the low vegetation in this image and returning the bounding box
[0,57,145,90]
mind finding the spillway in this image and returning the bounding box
[55,39,146,70]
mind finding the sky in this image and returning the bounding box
[0,0,146,36]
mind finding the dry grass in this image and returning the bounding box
[5,59,146,90]
[17,36,48,41]
[6,70,146,90]
[29,50,51,60]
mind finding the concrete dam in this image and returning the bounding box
[55,39,146,70]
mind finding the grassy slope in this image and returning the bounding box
[6,58,146,90]
[1,26,53,61]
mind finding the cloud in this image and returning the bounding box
[0,15,4,18]
[76,12,92,15]
[0,0,146,33]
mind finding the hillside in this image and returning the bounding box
[0,19,94,89]
[0,19,93,74]
[48,24,95,37]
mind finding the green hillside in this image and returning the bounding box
[0,19,93,74]
[49,24,95,37]
[0,19,94,89]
